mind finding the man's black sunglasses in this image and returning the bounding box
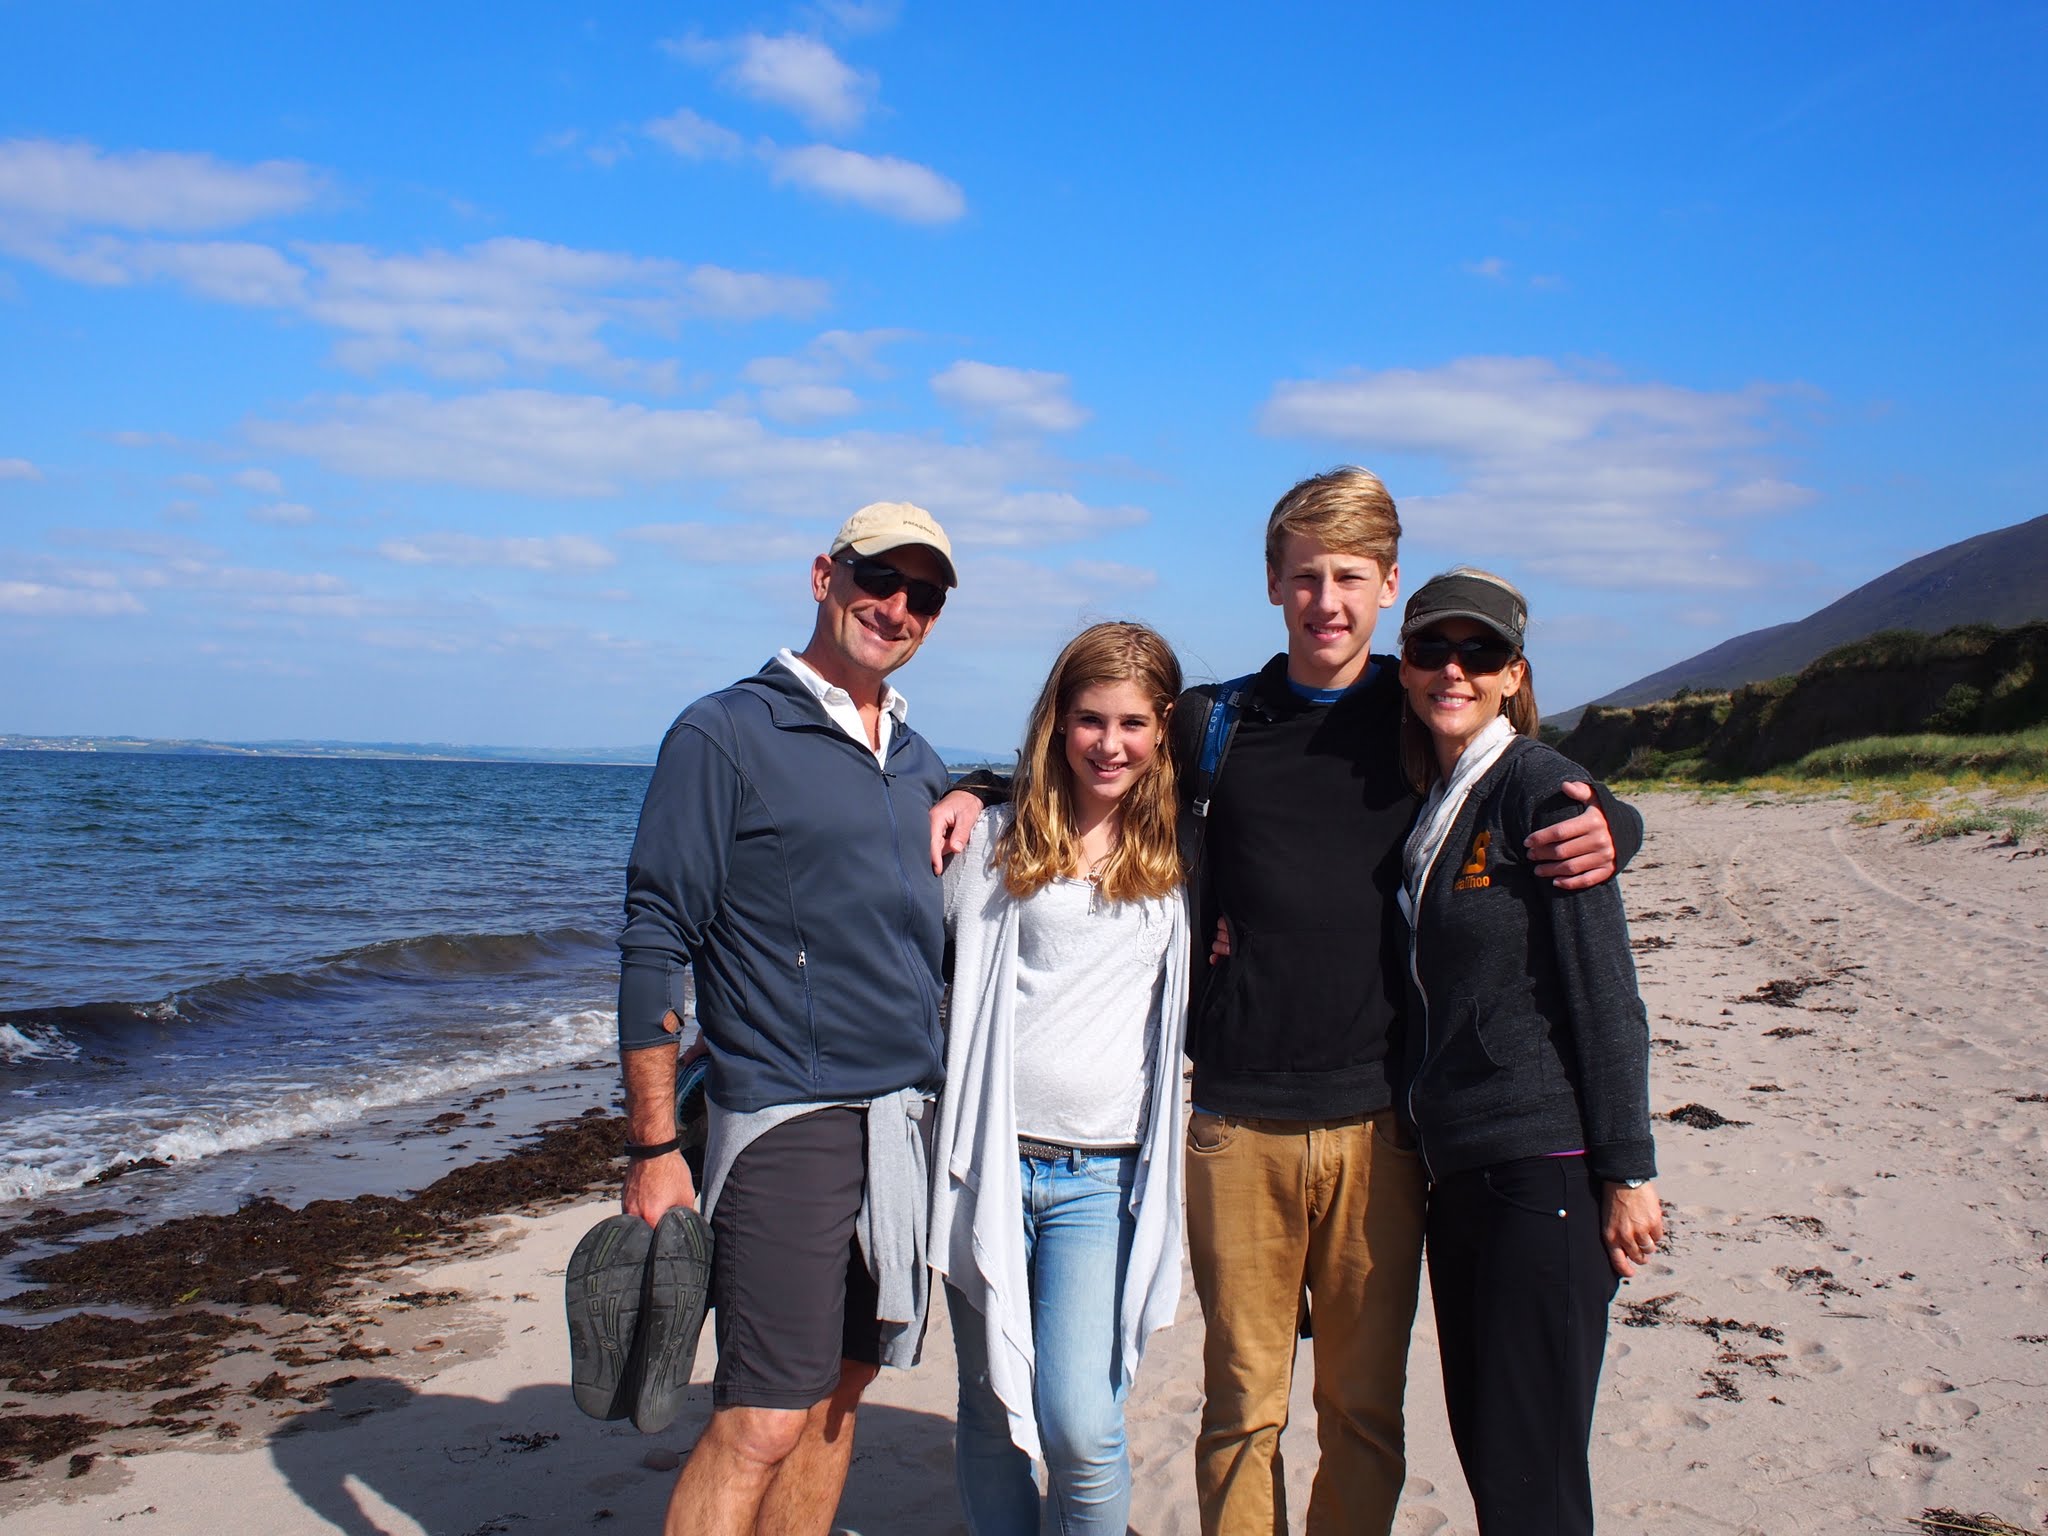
[836,554,947,617]
[1402,631,1518,674]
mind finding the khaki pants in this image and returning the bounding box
[1184,1109,1427,1536]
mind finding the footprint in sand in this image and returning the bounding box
[1908,1394,1980,1428]
[1897,1376,1979,1427]
[1868,1439,1951,1480]
[1393,1506,1452,1535]
[1609,1402,1711,1453]
[1606,1496,1768,1535]
[1789,1339,1842,1376]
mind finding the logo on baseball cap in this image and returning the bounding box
[829,501,958,588]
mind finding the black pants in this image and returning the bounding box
[1426,1154,1618,1535]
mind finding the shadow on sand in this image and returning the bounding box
[267,1375,959,1535]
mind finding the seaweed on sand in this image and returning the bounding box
[1911,1513,2036,1536]
[1666,1103,1750,1129]
[0,1311,256,1395]
[0,1412,117,1481]
[0,1111,631,1482]
[9,1111,627,1316]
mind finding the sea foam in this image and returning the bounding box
[0,1006,617,1203]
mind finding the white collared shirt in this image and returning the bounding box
[775,647,907,765]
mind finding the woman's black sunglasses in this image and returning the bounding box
[837,553,947,617]
[1402,631,1518,675]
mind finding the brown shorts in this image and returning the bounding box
[709,1105,880,1410]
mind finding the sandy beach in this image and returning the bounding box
[5,788,2046,1535]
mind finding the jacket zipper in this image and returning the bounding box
[1406,915,1436,1186]
[877,745,939,1035]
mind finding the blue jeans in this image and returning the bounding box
[949,1148,1139,1536]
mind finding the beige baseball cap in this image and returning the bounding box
[829,500,958,588]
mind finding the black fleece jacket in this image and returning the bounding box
[1174,655,1643,1122]
[1398,737,1657,1185]
[1174,657,1417,1118]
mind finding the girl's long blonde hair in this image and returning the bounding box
[995,621,1183,903]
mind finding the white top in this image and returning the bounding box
[1013,874,1172,1145]
[774,647,907,764]
[930,805,1190,1464]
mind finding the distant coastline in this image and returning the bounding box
[0,732,655,767]
[0,732,1015,773]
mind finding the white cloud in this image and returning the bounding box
[233,467,284,494]
[0,579,144,616]
[680,261,832,320]
[645,108,745,161]
[1065,559,1157,589]
[0,457,40,481]
[249,501,316,526]
[154,559,351,597]
[16,231,830,385]
[0,138,319,233]
[1464,257,1510,282]
[377,532,617,572]
[739,328,917,420]
[809,0,902,35]
[249,388,1145,549]
[673,32,875,132]
[1724,477,1819,514]
[1259,356,1807,588]
[938,555,1162,646]
[740,327,911,413]
[124,239,306,305]
[51,528,219,560]
[538,127,632,168]
[758,383,861,422]
[625,521,820,563]
[771,145,965,223]
[933,361,1089,434]
[734,34,874,131]
[0,546,367,624]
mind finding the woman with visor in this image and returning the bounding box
[1393,567,1663,1536]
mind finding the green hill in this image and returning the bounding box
[1566,512,2048,721]
[1556,621,2048,779]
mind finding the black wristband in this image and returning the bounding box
[624,1136,683,1161]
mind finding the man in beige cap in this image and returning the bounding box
[615,503,958,1535]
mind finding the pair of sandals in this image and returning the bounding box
[565,1202,713,1432]
[566,1056,713,1433]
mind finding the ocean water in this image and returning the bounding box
[0,751,659,1206]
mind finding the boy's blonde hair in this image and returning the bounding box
[1264,465,1401,572]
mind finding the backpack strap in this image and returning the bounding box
[1190,674,1258,818]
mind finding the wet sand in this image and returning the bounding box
[5,789,2046,1533]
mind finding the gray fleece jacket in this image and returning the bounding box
[617,662,950,1113]
[1399,737,1657,1186]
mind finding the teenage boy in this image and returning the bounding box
[932,467,1637,1536]
[620,502,959,1536]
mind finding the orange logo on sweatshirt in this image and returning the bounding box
[1453,829,1491,891]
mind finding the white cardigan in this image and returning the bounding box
[929,805,1190,1462]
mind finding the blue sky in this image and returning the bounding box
[3,2,2043,754]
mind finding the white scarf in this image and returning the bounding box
[1399,713,1517,926]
